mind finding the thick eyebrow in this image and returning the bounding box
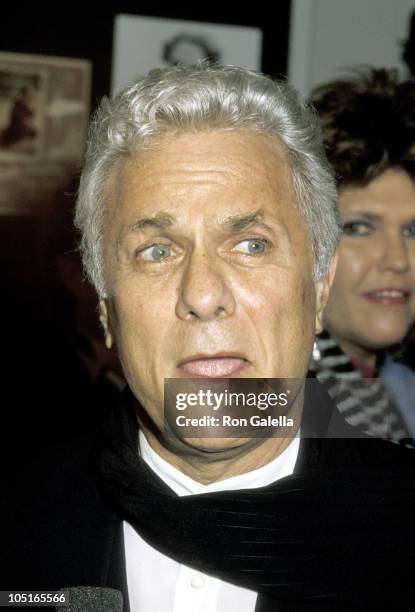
[341,212,380,221]
[117,212,176,251]
[342,212,415,229]
[125,212,176,233]
[220,210,274,233]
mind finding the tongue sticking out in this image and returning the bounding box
[181,358,246,377]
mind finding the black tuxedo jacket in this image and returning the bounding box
[2,385,415,612]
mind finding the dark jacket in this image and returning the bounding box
[2,384,415,611]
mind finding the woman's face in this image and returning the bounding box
[323,168,415,361]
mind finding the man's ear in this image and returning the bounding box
[315,250,338,334]
[99,299,114,349]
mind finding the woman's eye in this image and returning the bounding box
[342,221,373,236]
[233,239,268,255]
[402,223,415,238]
[138,244,172,261]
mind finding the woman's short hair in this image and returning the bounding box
[310,68,415,188]
[75,64,339,297]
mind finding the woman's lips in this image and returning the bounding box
[362,289,411,306]
[179,357,247,377]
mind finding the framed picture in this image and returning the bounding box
[111,14,262,94]
[0,67,46,157]
[0,52,91,215]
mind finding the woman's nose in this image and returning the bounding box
[378,233,410,274]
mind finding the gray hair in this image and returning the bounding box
[75,64,340,297]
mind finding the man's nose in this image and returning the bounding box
[378,232,410,274]
[175,251,236,322]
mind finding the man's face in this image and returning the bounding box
[101,130,331,435]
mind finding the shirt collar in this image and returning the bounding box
[139,430,300,497]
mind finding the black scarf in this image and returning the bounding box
[95,384,415,609]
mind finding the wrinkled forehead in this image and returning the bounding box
[104,129,297,222]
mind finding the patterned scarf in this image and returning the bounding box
[310,330,412,446]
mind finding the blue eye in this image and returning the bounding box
[234,239,268,254]
[139,244,172,261]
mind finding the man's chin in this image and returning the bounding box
[176,435,261,455]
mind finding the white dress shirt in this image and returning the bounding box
[124,432,300,612]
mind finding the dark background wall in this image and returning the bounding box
[2,6,291,110]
